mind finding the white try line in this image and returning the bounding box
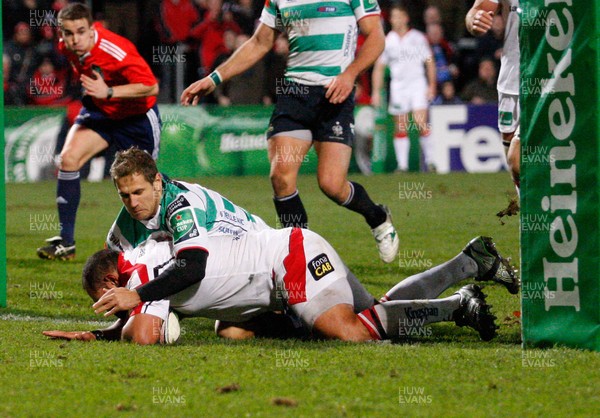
[0,313,114,327]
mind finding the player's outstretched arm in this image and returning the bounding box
[43,318,126,342]
[326,15,385,104]
[466,0,499,36]
[181,23,277,106]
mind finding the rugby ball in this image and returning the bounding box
[161,311,181,344]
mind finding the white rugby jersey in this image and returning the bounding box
[496,0,520,95]
[119,237,175,321]
[260,0,381,86]
[378,29,432,91]
[121,229,292,323]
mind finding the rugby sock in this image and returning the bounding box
[56,170,81,245]
[381,253,478,301]
[393,134,410,171]
[358,296,461,339]
[273,190,308,228]
[341,182,386,229]
[419,131,434,168]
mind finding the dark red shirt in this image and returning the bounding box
[160,0,201,43]
[59,23,157,119]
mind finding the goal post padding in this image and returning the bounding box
[0,5,6,308]
[520,0,600,350]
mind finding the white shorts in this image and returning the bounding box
[388,81,428,115]
[165,228,374,330]
[498,92,520,133]
[274,229,374,329]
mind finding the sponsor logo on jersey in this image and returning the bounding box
[308,253,334,280]
[170,208,199,243]
[108,232,123,251]
[364,0,380,13]
[317,6,337,12]
[499,111,514,126]
[166,195,191,219]
[404,307,438,321]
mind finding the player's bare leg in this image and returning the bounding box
[313,141,352,202]
[413,108,435,172]
[315,141,399,263]
[393,113,410,171]
[37,126,109,260]
[313,304,373,341]
[60,126,109,171]
[505,130,520,194]
[268,135,312,228]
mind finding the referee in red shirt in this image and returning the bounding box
[37,3,161,261]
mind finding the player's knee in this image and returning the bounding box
[269,169,296,196]
[313,304,373,342]
[58,150,82,171]
[317,175,345,202]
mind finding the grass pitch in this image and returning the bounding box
[1,172,599,417]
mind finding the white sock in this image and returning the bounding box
[419,132,434,166]
[381,253,478,301]
[358,295,461,339]
[393,136,410,170]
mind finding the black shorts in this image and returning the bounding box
[75,99,161,160]
[266,82,355,147]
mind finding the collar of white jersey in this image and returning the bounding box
[139,205,162,230]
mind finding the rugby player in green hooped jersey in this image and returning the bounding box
[99,147,270,312]
[181,0,400,266]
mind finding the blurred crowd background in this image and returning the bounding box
[3,0,504,107]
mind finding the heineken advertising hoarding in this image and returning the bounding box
[520,0,599,350]
[0,6,5,308]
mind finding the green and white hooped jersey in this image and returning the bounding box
[107,179,269,254]
[260,0,381,86]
